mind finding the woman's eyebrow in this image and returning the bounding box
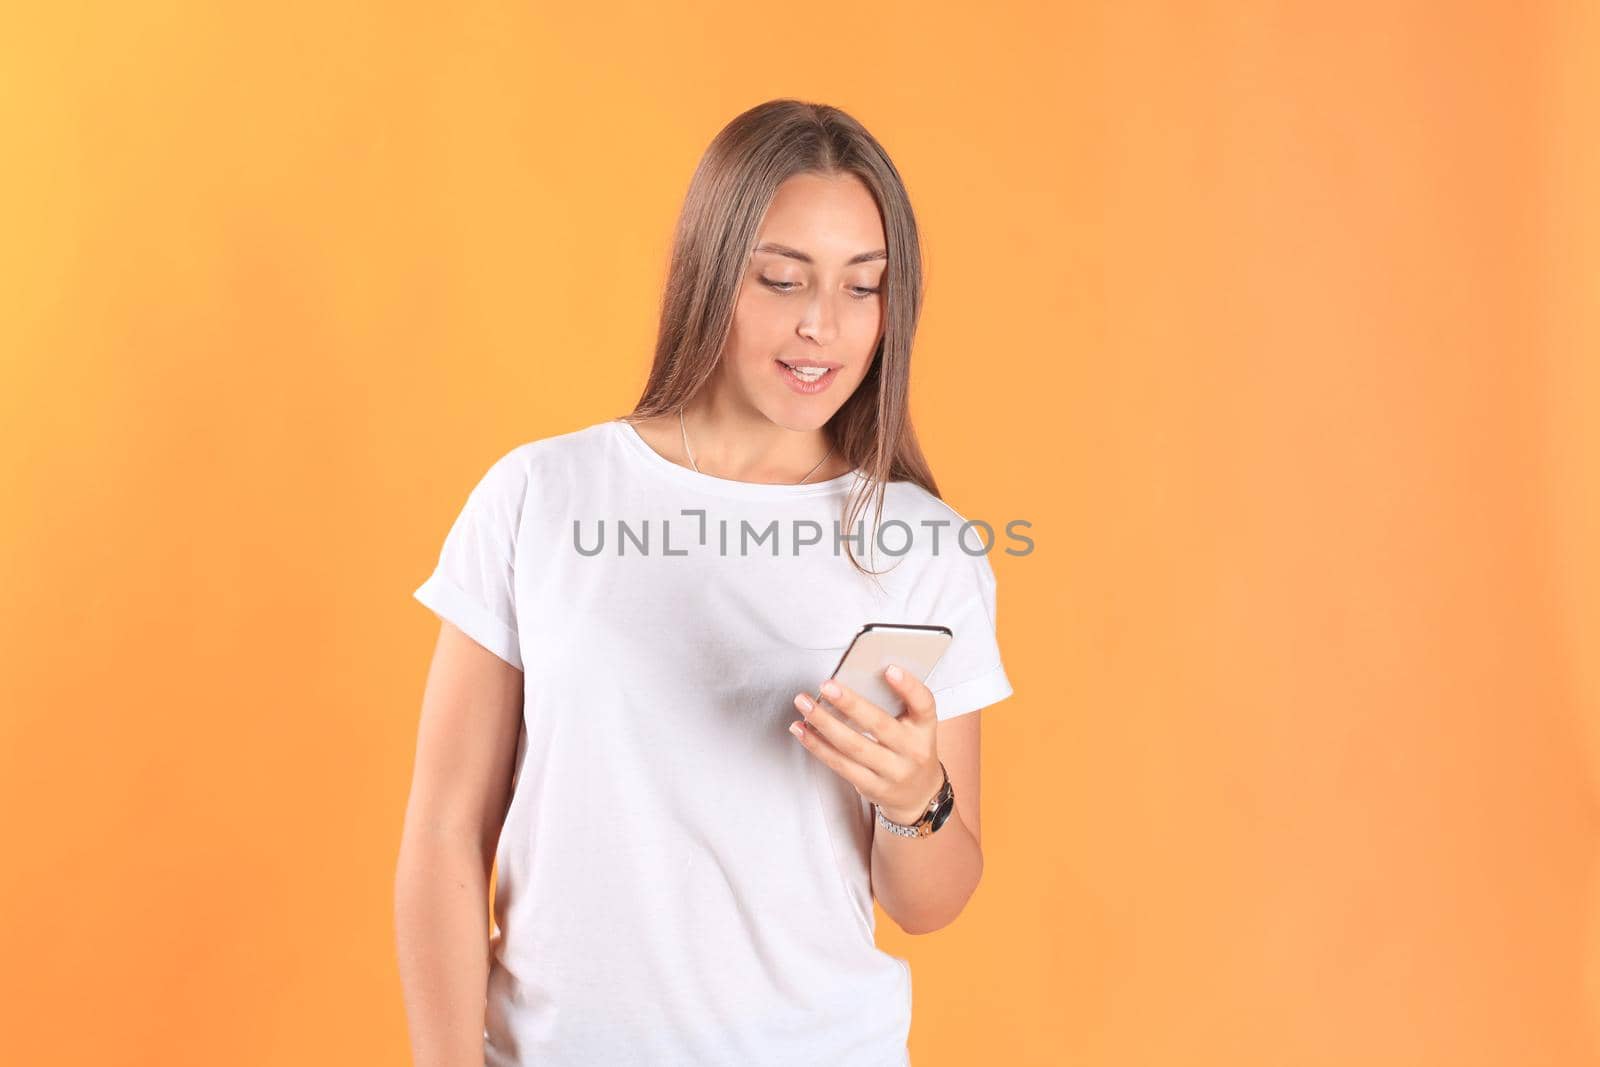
[752,242,887,266]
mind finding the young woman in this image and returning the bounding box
[396,99,1015,1067]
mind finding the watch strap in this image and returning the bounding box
[875,762,954,838]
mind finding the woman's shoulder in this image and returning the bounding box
[848,479,988,580]
[876,478,981,535]
[460,419,618,505]
[494,418,621,470]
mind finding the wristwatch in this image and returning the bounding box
[875,761,955,838]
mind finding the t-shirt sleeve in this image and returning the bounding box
[412,447,527,671]
[920,550,1015,721]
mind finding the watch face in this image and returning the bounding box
[929,793,956,833]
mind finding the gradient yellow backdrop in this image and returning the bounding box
[3,3,1597,1065]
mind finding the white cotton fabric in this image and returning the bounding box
[412,418,1014,1067]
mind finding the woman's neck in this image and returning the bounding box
[638,402,851,484]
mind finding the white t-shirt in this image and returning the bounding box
[412,417,1014,1067]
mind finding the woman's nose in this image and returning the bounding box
[796,292,839,345]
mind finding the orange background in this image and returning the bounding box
[3,3,1597,1065]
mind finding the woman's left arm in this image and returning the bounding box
[790,668,984,935]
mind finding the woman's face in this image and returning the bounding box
[720,171,888,430]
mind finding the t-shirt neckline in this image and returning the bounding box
[611,418,865,500]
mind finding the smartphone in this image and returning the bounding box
[819,623,953,737]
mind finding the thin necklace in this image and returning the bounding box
[679,407,834,485]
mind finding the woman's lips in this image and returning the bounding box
[774,358,840,395]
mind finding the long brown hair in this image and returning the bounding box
[622,98,942,583]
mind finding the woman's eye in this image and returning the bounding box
[759,276,881,299]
